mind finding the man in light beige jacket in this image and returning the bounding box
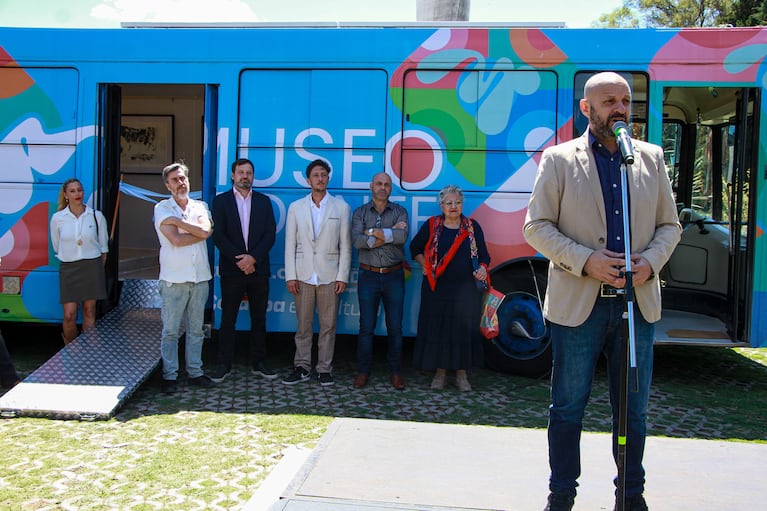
[283,159,351,387]
[524,72,681,511]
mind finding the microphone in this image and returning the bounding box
[612,120,635,165]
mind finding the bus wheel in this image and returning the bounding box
[484,266,552,378]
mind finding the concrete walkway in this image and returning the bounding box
[247,417,766,511]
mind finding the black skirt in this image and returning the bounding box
[59,257,107,303]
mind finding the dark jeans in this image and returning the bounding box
[356,268,405,375]
[218,274,269,368]
[0,330,20,387]
[548,297,654,499]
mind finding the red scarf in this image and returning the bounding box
[424,215,472,291]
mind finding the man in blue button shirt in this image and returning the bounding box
[524,72,681,511]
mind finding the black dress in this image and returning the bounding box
[410,216,490,371]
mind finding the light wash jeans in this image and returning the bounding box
[159,280,209,380]
[548,297,654,499]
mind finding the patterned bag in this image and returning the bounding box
[480,286,505,339]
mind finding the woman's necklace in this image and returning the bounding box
[69,205,86,245]
[69,205,85,218]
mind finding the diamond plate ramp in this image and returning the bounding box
[0,280,162,420]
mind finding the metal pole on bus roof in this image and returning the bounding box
[416,0,470,21]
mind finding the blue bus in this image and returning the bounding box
[1,24,765,376]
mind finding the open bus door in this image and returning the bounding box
[726,87,758,343]
[203,84,218,316]
[97,82,215,316]
[96,84,123,316]
[657,86,757,347]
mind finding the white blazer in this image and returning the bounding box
[284,193,352,284]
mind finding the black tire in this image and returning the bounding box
[484,264,552,378]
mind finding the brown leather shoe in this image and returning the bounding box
[390,374,405,390]
[353,373,368,388]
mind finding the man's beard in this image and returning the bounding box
[589,107,628,142]
[235,181,252,190]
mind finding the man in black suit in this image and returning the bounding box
[210,158,277,382]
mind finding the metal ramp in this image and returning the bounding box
[0,280,162,420]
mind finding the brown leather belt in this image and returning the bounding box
[360,263,403,274]
[600,283,623,298]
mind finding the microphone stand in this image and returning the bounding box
[616,160,639,511]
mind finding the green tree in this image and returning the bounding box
[595,4,642,26]
[594,0,739,28]
[719,0,767,25]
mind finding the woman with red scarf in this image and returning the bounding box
[410,185,490,391]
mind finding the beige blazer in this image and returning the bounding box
[523,132,681,326]
[285,193,352,284]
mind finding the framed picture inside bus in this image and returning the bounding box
[119,114,174,173]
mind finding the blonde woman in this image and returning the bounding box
[50,178,109,344]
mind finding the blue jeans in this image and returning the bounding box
[548,297,654,499]
[356,268,405,375]
[159,280,209,380]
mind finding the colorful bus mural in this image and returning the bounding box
[1,24,765,376]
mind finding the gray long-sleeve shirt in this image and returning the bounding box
[351,201,409,268]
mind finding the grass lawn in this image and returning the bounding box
[1,326,765,510]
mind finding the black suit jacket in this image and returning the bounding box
[212,189,276,278]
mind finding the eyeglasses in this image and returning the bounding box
[442,201,462,207]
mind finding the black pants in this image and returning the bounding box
[0,330,20,387]
[217,274,270,368]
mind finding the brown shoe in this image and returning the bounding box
[390,374,405,390]
[353,373,368,388]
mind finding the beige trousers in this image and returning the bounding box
[293,282,339,374]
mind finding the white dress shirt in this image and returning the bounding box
[50,205,109,262]
[233,188,252,250]
[307,193,330,286]
[154,197,212,284]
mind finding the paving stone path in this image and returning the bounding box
[2,336,764,510]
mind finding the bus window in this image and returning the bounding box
[692,124,717,219]
[661,121,683,205]
[239,69,388,189]
[573,71,648,140]
[401,68,557,192]
[686,123,736,223]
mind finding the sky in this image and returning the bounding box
[0,0,624,28]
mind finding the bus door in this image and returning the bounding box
[659,86,758,346]
[96,84,123,314]
[202,84,218,311]
[97,83,210,305]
